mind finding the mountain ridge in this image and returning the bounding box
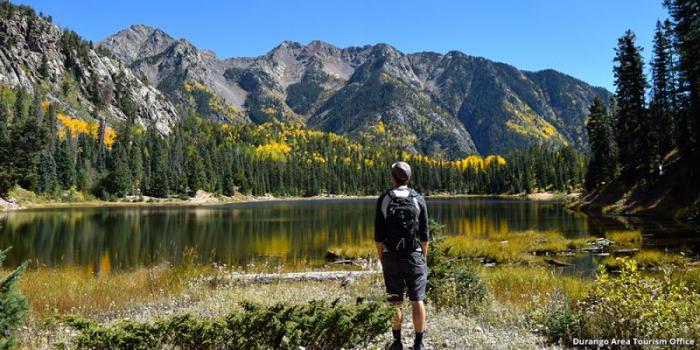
[99,24,612,157]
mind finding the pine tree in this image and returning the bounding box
[9,105,47,191]
[650,20,677,164]
[0,248,28,350]
[39,53,49,79]
[0,128,12,197]
[585,97,618,190]
[613,30,648,181]
[103,140,132,197]
[664,0,699,160]
[37,150,58,194]
[55,136,76,189]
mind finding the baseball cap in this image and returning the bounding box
[391,161,412,182]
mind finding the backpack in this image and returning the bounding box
[384,189,420,255]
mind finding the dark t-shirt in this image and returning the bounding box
[374,186,429,248]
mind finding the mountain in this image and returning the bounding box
[101,25,612,157]
[0,5,178,133]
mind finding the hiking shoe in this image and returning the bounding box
[412,343,423,350]
[388,340,403,350]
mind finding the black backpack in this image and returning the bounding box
[384,189,420,255]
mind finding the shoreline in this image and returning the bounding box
[0,190,576,212]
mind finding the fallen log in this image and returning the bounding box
[205,270,381,284]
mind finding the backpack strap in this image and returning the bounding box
[387,189,398,200]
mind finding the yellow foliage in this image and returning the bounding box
[484,155,506,167]
[183,81,242,120]
[56,114,116,148]
[255,142,292,161]
[262,106,277,116]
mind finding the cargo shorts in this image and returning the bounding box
[381,251,428,302]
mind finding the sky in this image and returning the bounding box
[16,0,669,91]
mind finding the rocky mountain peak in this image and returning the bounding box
[100,24,175,64]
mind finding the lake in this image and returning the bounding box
[1,198,698,273]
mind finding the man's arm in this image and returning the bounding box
[417,196,429,257]
[374,194,386,259]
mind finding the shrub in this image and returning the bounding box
[63,299,392,350]
[0,248,29,350]
[429,264,487,312]
[536,290,581,344]
[574,258,700,348]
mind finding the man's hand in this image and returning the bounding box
[375,242,384,260]
[420,241,429,259]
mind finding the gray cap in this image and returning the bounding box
[391,161,412,182]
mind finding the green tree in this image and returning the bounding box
[613,30,648,181]
[37,150,58,194]
[649,20,677,164]
[0,248,28,350]
[55,137,76,189]
[664,0,699,160]
[103,141,132,197]
[585,97,618,190]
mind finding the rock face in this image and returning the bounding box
[102,25,612,157]
[0,5,178,132]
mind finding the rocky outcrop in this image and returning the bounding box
[0,5,178,132]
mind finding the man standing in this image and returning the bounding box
[375,161,429,350]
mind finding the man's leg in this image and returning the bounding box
[406,252,428,349]
[382,254,405,348]
[391,301,403,331]
[410,300,425,333]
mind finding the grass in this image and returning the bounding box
[601,250,686,271]
[18,264,561,350]
[443,230,591,264]
[12,262,213,319]
[480,265,591,306]
[605,230,642,246]
[326,241,376,260]
[328,231,599,266]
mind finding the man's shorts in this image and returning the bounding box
[381,251,428,302]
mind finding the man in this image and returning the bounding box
[375,161,429,350]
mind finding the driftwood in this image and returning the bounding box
[206,270,381,284]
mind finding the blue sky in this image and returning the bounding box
[17,0,668,91]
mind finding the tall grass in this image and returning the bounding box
[13,264,213,318]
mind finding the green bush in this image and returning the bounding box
[0,248,28,350]
[537,290,581,344]
[573,258,700,348]
[63,299,392,350]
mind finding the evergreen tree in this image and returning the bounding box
[0,248,28,350]
[37,149,58,194]
[650,20,677,163]
[613,30,649,180]
[103,140,131,197]
[0,128,12,197]
[585,97,618,190]
[39,53,49,79]
[664,0,699,160]
[9,106,47,190]
[55,136,76,189]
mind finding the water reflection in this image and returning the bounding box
[0,198,697,272]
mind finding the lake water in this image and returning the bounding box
[0,198,698,273]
